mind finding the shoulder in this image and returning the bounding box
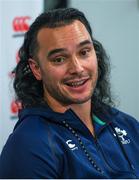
[104,107,139,136]
[110,107,138,126]
[0,115,62,178]
[7,114,63,156]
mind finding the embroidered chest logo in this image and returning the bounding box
[114,127,130,145]
[66,140,78,151]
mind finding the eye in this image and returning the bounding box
[80,48,91,57]
[52,57,66,64]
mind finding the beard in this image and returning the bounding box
[43,71,98,106]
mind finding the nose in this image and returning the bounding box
[68,56,84,74]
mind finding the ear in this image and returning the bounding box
[28,58,42,80]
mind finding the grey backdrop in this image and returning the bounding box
[70,0,139,119]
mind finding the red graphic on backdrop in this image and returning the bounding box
[13,16,31,32]
[10,100,22,114]
[8,50,20,78]
[16,50,20,64]
[8,71,15,78]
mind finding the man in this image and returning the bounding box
[0,8,139,178]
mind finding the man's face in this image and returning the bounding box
[31,20,98,106]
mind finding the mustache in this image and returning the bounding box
[63,72,92,82]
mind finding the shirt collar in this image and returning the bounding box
[93,114,111,136]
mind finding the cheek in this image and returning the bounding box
[88,57,98,73]
[42,67,65,85]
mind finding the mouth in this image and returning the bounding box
[65,78,89,88]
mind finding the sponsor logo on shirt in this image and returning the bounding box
[114,127,130,145]
[66,140,78,151]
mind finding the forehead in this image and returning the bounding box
[37,20,92,51]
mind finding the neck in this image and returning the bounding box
[70,101,91,122]
[45,94,95,136]
[69,101,95,136]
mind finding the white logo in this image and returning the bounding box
[66,140,78,150]
[114,127,130,144]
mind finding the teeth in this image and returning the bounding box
[68,80,85,87]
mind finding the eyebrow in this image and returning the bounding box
[78,40,93,47]
[47,40,93,58]
[47,48,66,58]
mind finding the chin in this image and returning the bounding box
[70,95,92,104]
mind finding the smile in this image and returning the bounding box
[65,79,89,88]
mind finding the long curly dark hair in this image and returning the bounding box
[14,8,114,113]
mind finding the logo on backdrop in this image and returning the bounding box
[10,100,22,120]
[8,50,20,78]
[16,50,20,64]
[12,16,31,37]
